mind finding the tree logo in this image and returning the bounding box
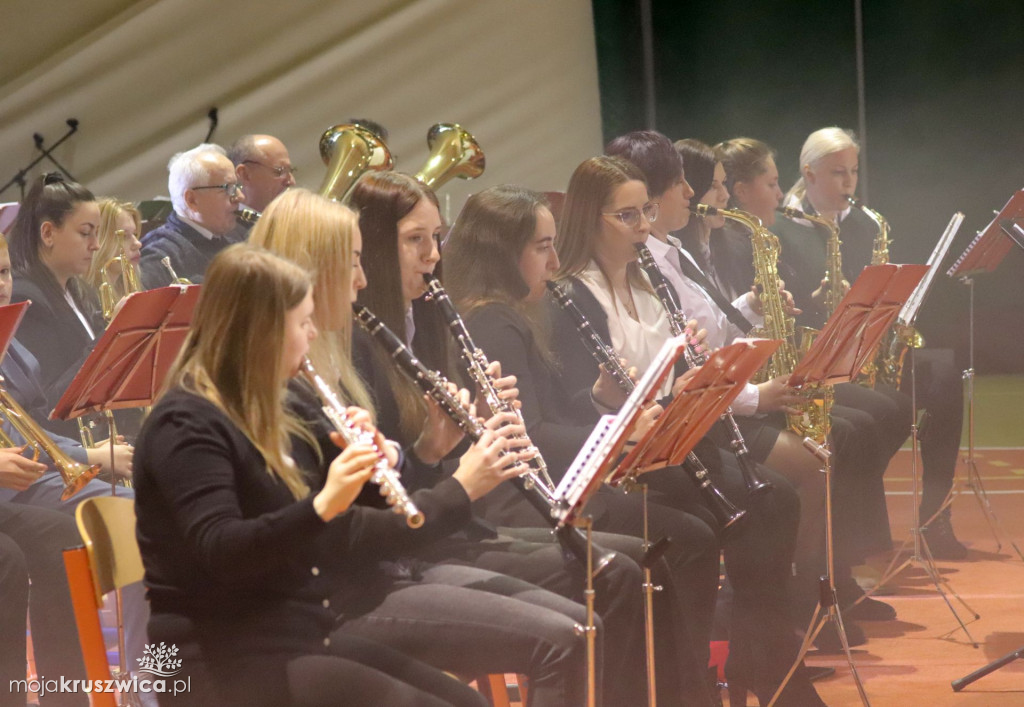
[137,643,183,677]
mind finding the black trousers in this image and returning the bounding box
[147,612,488,707]
[472,480,721,707]
[334,554,595,707]
[0,502,86,707]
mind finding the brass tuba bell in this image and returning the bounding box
[317,124,393,202]
[414,123,485,190]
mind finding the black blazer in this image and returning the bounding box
[10,274,101,432]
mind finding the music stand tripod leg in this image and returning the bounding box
[956,276,1024,561]
[848,347,981,639]
[768,393,871,707]
[951,645,1024,692]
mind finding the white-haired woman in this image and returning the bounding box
[776,126,967,559]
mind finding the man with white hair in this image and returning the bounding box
[139,143,245,288]
[228,134,297,215]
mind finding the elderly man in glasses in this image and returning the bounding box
[228,134,297,217]
[140,143,246,288]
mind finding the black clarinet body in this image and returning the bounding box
[422,274,557,500]
[353,303,614,575]
[545,281,747,532]
[633,244,772,498]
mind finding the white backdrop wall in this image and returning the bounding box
[0,0,604,216]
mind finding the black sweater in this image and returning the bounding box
[134,388,472,653]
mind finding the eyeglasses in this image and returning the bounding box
[242,160,298,178]
[192,183,244,199]
[602,202,659,228]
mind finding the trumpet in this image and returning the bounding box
[98,229,144,321]
[414,123,485,190]
[161,257,192,286]
[633,244,773,497]
[0,375,100,500]
[545,280,748,532]
[353,303,615,575]
[298,359,424,528]
[421,274,557,500]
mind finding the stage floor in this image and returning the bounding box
[790,445,1024,707]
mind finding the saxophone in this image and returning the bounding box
[775,206,843,319]
[847,196,924,388]
[690,204,828,442]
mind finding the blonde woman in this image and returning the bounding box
[84,198,143,316]
[248,190,599,707]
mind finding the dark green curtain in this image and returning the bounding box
[592,0,1024,372]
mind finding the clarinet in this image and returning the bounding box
[634,244,772,496]
[545,281,746,531]
[299,359,425,528]
[353,303,615,575]
[422,274,557,502]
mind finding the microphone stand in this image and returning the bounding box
[0,118,79,199]
[33,123,79,181]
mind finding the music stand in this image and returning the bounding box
[852,216,982,645]
[557,337,780,706]
[946,189,1024,559]
[50,284,199,704]
[769,264,928,707]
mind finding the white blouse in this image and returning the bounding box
[578,261,674,399]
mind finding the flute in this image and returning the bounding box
[299,358,424,528]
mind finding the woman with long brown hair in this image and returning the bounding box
[349,172,670,707]
[548,154,827,706]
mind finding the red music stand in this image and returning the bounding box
[946,190,1024,562]
[555,335,780,706]
[947,189,1024,279]
[0,301,30,360]
[770,264,935,707]
[555,338,779,525]
[51,285,200,421]
[49,285,198,695]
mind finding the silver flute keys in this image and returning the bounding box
[299,358,424,528]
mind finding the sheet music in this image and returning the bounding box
[554,414,616,523]
[553,334,689,526]
[898,211,963,326]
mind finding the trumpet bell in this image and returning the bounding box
[318,124,393,202]
[60,462,102,501]
[415,123,485,190]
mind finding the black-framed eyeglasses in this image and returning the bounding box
[242,160,298,178]
[192,183,244,198]
[602,202,659,228]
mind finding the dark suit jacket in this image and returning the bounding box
[10,274,101,433]
[0,338,88,455]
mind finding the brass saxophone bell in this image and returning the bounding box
[414,123,485,190]
[318,124,394,202]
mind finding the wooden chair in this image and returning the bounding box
[63,496,144,707]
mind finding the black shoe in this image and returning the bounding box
[844,594,897,621]
[797,664,836,683]
[814,618,866,653]
[922,513,969,560]
[835,575,897,621]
